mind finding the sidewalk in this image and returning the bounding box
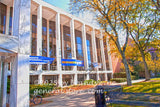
[110,79,145,85]
[34,91,95,107]
[33,79,145,107]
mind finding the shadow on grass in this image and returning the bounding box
[123,78,160,93]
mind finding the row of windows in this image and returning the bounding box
[32,15,108,71]
[0,2,109,71]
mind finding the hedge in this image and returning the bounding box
[110,78,127,83]
[113,72,126,78]
[84,79,101,85]
[111,76,138,83]
[30,84,56,96]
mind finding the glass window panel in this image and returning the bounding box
[0,3,7,34]
[42,18,47,70]
[9,7,13,35]
[75,30,84,71]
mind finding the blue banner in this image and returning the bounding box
[29,56,55,65]
[76,60,84,67]
[61,59,84,66]
[92,62,98,68]
[92,62,102,68]
[61,59,77,66]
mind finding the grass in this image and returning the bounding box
[123,78,160,93]
[107,78,160,107]
[107,104,145,107]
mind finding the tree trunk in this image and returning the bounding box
[140,50,150,81]
[122,53,132,86]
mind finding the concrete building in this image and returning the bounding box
[0,0,113,106]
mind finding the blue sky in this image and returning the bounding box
[44,0,70,12]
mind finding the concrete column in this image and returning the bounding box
[37,4,42,71]
[82,24,88,70]
[61,25,64,59]
[92,28,98,72]
[70,19,77,70]
[61,24,65,71]
[97,73,100,81]
[106,36,113,71]
[38,74,43,84]
[10,0,31,106]
[86,73,90,80]
[74,74,77,85]
[5,6,10,35]
[10,55,30,107]
[82,24,89,80]
[47,20,50,70]
[10,57,17,106]
[56,13,62,87]
[2,62,8,107]
[0,58,2,106]
[100,30,107,71]
[92,29,99,80]
[70,19,77,85]
[91,28,98,63]
[105,73,108,81]
[111,73,113,79]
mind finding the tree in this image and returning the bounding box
[127,0,160,80]
[69,0,140,86]
[151,0,160,11]
[148,39,160,76]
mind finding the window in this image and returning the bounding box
[86,33,93,70]
[75,30,84,71]
[30,15,37,71]
[96,37,103,70]
[9,7,13,35]
[42,18,47,70]
[61,25,72,70]
[0,3,7,34]
[49,21,56,70]
[31,15,37,56]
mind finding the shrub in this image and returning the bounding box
[30,84,56,97]
[110,78,127,83]
[84,79,101,85]
[131,75,138,80]
[113,72,139,80]
[113,72,126,78]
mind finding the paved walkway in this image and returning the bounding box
[110,79,145,85]
[34,90,95,107]
[34,79,145,107]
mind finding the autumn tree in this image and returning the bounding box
[148,39,160,76]
[127,0,160,80]
[151,0,160,11]
[69,0,142,86]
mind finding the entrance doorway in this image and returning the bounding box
[62,74,74,86]
[0,56,10,107]
[0,52,16,107]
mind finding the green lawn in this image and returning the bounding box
[107,104,145,107]
[107,78,160,107]
[123,78,160,93]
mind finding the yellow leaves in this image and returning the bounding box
[127,23,136,28]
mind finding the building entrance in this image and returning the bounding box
[0,50,16,107]
[0,56,11,106]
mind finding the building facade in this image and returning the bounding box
[0,0,113,106]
